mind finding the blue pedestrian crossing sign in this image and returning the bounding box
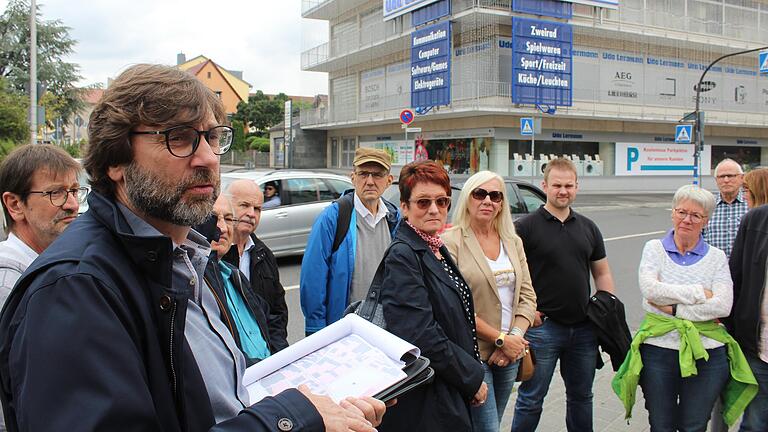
[760,50,768,74]
[520,118,534,136]
[675,124,692,144]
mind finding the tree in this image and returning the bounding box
[233,91,289,135]
[231,119,247,152]
[0,0,84,127]
[0,76,28,144]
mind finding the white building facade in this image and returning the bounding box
[301,0,768,178]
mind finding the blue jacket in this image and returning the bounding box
[0,192,323,432]
[300,192,399,333]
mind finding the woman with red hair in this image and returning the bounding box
[377,160,486,432]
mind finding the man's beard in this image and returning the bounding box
[124,162,219,226]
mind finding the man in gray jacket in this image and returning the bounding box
[0,144,84,306]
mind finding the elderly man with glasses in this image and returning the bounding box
[300,148,401,335]
[197,194,277,366]
[704,158,747,259]
[0,144,84,308]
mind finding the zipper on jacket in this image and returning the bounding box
[169,300,179,400]
[206,275,235,336]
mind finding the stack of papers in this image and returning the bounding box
[243,314,431,403]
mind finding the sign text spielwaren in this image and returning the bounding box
[511,17,573,106]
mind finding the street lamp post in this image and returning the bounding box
[690,45,768,186]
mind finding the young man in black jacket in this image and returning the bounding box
[0,64,384,432]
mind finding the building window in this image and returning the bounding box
[215,91,222,99]
[342,138,356,168]
[331,138,340,168]
[207,71,212,79]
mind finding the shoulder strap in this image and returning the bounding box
[332,194,354,253]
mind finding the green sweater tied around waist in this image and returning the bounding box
[611,313,758,426]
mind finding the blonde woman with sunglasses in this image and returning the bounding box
[442,171,537,432]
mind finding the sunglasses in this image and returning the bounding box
[471,188,503,203]
[410,197,451,210]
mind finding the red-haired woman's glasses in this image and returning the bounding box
[410,197,451,210]
[471,188,503,203]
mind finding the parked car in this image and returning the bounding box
[220,170,353,257]
[382,178,546,226]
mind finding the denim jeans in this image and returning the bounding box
[740,353,768,432]
[511,319,597,432]
[471,360,519,432]
[639,344,729,432]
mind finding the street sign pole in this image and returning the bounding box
[530,119,536,184]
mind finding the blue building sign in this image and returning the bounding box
[511,17,573,107]
[412,0,450,26]
[384,0,441,21]
[760,50,768,74]
[411,20,451,109]
[512,0,572,19]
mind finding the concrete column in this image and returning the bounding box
[599,142,616,175]
[760,147,768,168]
[489,138,509,176]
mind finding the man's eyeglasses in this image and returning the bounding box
[213,214,238,225]
[355,170,387,179]
[410,197,451,210]
[471,188,504,203]
[673,208,705,223]
[130,125,234,158]
[27,187,89,207]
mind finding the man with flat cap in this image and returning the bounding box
[300,148,401,334]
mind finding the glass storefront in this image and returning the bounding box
[711,145,762,172]
[508,140,599,160]
[421,137,493,174]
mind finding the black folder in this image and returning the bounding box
[373,354,434,403]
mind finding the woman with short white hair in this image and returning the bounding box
[613,184,757,431]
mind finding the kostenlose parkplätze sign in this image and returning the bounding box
[511,17,573,107]
[411,20,451,109]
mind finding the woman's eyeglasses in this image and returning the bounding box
[410,197,451,210]
[673,208,705,223]
[471,188,503,203]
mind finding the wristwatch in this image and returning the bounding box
[494,332,506,348]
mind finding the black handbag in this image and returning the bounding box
[343,242,400,328]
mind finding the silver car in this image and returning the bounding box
[221,170,353,257]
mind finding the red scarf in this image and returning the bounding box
[406,220,444,255]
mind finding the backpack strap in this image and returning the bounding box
[332,193,354,253]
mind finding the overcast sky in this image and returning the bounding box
[0,0,329,96]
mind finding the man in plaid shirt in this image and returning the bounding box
[703,158,747,432]
[704,158,747,258]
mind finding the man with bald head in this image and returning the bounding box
[223,179,288,350]
[704,158,747,258]
[203,194,279,364]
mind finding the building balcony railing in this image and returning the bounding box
[300,80,768,129]
[301,42,330,70]
[301,0,327,14]
[301,13,409,71]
